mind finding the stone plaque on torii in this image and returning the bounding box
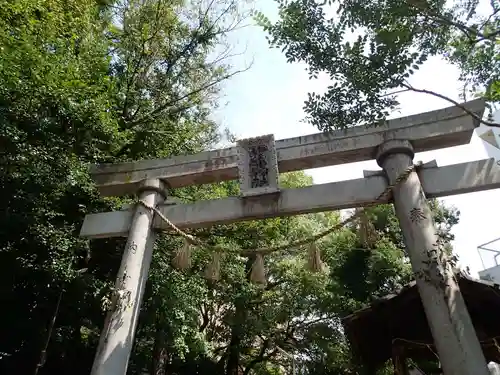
[81,99,500,375]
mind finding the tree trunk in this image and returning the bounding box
[226,332,241,375]
[151,315,169,375]
[225,257,253,375]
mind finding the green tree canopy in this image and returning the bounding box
[0,0,246,373]
[255,0,500,131]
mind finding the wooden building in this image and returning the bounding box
[342,273,500,374]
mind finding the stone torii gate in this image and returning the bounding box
[81,99,500,375]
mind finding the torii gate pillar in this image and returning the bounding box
[91,179,167,375]
[377,140,489,375]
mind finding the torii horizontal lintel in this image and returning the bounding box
[80,158,500,239]
[90,100,484,197]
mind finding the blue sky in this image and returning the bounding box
[213,0,500,276]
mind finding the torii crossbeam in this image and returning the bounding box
[82,99,495,375]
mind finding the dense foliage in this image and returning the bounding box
[255,0,500,131]
[0,0,462,374]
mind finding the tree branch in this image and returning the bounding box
[400,82,500,127]
[199,302,210,332]
[411,4,494,42]
[34,289,64,375]
[242,339,273,375]
[129,66,249,126]
[121,0,163,122]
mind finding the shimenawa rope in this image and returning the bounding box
[137,162,422,281]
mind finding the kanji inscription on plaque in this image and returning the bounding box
[237,134,279,197]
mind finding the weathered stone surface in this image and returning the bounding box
[90,100,485,196]
[90,180,166,375]
[80,158,500,238]
[363,160,438,177]
[237,134,279,197]
[377,140,489,375]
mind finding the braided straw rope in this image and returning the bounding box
[138,162,422,256]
